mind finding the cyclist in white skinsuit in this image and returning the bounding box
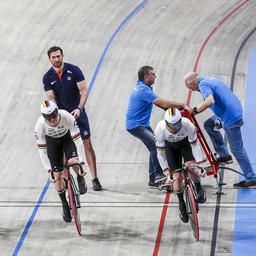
[35,100,87,222]
[155,107,206,223]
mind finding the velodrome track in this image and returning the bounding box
[1,1,256,255]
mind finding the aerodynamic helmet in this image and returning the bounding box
[164,107,182,130]
[40,100,58,120]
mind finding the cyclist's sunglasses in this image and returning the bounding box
[165,119,182,130]
[43,110,58,121]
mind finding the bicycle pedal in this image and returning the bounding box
[215,191,225,195]
[157,180,166,186]
[162,183,172,189]
[166,187,173,193]
[158,184,166,190]
[157,186,164,191]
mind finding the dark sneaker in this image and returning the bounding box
[233,180,256,188]
[92,178,102,191]
[217,155,233,164]
[62,202,72,223]
[155,173,167,183]
[148,181,158,187]
[197,190,206,203]
[77,175,87,194]
[179,203,189,223]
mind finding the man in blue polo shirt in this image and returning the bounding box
[184,71,256,188]
[126,66,185,187]
[43,46,102,191]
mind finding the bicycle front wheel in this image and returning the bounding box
[67,179,82,236]
[185,184,199,241]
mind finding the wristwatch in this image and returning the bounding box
[77,106,82,112]
[192,107,198,115]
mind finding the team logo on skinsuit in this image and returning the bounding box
[83,131,88,136]
[67,77,71,80]
[35,132,39,140]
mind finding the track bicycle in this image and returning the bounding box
[158,165,207,241]
[49,162,86,236]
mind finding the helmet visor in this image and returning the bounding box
[165,119,182,130]
[42,108,58,121]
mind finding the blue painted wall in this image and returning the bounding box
[232,49,256,256]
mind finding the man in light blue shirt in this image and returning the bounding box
[184,72,256,188]
[126,66,185,186]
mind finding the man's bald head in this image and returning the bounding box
[184,72,199,91]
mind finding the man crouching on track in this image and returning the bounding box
[35,100,87,222]
[155,107,206,223]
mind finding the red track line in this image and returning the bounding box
[153,1,250,255]
[153,191,171,256]
[186,0,250,106]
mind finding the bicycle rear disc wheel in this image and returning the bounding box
[68,180,82,236]
[186,185,199,241]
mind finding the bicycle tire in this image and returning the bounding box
[189,180,199,213]
[68,179,82,236]
[70,174,81,208]
[185,184,200,241]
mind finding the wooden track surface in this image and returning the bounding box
[1,1,256,255]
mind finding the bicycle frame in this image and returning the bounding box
[164,167,200,241]
[181,167,200,240]
[49,162,85,236]
[66,163,84,236]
